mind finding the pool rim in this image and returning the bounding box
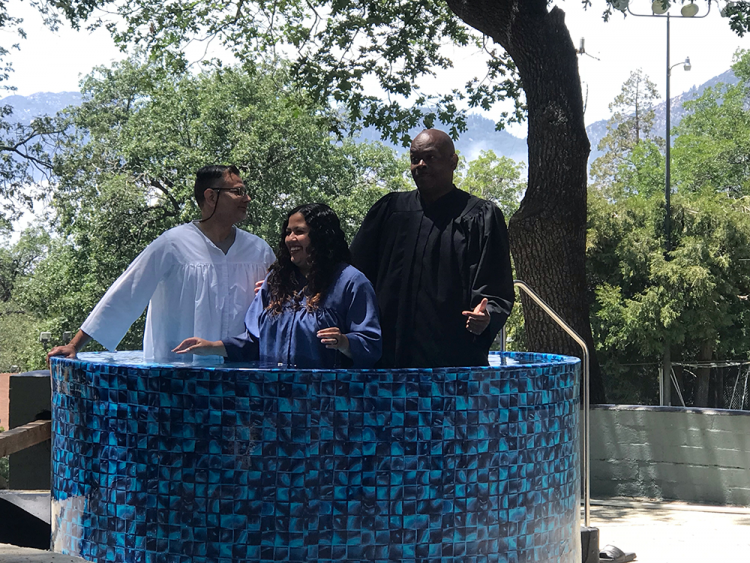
[50,350,581,374]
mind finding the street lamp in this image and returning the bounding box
[614,0,709,406]
[665,55,691,255]
[623,0,708,254]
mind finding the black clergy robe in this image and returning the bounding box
[350,187,514,368]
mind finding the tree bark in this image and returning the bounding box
[694,340,713,407]
[445,0,606,403]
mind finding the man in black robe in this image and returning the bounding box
[350,129,514,368]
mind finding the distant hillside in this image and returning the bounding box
[0,90,530,165]
[361,67,741,167]
[585,69,739,163]
[0,66,741,170]
[358,113,528,164]
[0,92,81,125]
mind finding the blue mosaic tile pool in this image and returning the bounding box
[50,351,581,563]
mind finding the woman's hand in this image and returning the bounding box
[317,327,352,358]
[172,337,227,356]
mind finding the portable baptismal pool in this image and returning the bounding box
[50,351,581,563]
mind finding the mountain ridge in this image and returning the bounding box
[0,68,740,167]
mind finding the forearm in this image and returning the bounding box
[69,330,92,353]
[200,341,227,357]
[338,336,353,359]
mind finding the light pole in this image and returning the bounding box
[622,0,707,254]
[666,54,691,253]
[613,0,708,405]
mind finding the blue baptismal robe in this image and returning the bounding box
[222,264,382,368]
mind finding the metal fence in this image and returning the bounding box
[607,361,750,409]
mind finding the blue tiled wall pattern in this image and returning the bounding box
[51,352,581,563]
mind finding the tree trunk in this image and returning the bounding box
[445,0,606,403]
[694,340,713,407]
[713,364,724,409]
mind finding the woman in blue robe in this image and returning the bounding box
[173,203,382,368]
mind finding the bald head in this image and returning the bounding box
[409,129,458,203]
[411,129,456,157]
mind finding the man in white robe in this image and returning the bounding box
[47,165,275,363]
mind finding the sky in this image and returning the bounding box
[5,0,750,138]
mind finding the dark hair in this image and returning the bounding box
[266,203,351,313]
[194,165,240,207]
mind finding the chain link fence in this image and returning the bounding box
[605,361,750,409]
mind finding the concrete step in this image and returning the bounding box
[0,544,86,563]
[0,491,51,550]
[0,490,50,524]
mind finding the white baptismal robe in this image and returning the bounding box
[81,222,275,362]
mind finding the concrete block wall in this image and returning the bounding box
[589,405,750,506]
[8,371,51,490]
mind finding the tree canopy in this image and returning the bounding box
[4,58,402,367]
[30,1,750,142]
[5,0,750,401]
[40,0,528,145]
[590,69,663,200]
[587,51,750,405]
[459,149,525,218]
[0,2,64,225]
[672,50,750,198]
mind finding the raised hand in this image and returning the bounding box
[462,298,490,335]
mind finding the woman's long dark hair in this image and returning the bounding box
[266,203,351,313]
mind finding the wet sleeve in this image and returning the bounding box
[471,203,515,349]
[342,271,382,368]
[222,282,266,362]
[81,236,175,351]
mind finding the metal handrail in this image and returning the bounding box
[504,280,591,527]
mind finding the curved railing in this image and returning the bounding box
[508,280,591,527]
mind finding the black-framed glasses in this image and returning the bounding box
[214,187,248,197]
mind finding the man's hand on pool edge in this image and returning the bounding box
[47,329,92,366]
[173,337,228,357]
[47,344,78,364]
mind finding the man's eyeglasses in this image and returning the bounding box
[214,187,248,197]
